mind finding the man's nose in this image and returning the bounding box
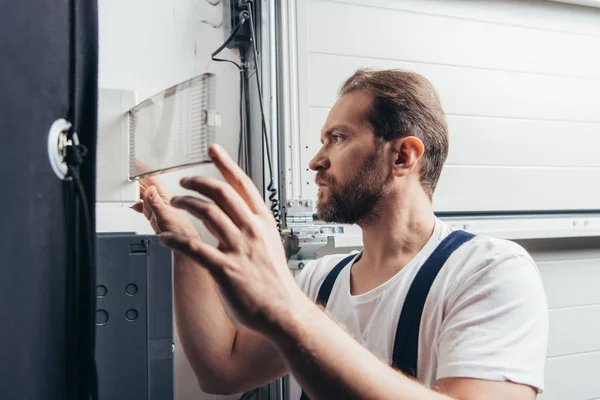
[309,148,330,171]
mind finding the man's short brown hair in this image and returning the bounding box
[339,68,448,198]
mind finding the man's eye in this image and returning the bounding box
[332,135,343,143]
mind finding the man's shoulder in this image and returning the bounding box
[437,219,533,266]
[434,232,548,392]
[294,251,360,301]
[441,225,534,269]
[462,233,532,261]
[442,232,543,300]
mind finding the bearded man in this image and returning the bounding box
[135,69,548,400]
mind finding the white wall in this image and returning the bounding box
[288,0,600,213]
[520,236,600,400]
[98,1,242,399]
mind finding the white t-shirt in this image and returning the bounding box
[291,218,548,399]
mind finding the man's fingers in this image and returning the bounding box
[142,185,170,222]
[138,173,172,200]
[139,175,168,192]
[159,233,229,278]
[179,177,254,230]
[144,185,180,226]
[131,201,144,214]
[171,196,240,249]
[208,144,271,218]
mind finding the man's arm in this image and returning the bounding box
[270,296,536,400]
[270,294,450,400]
[173,253,287,394]
[134,178,287,394]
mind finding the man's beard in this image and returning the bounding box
[316,149,390,225]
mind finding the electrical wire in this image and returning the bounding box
[239,63,248,170]
[65,140,97,400]
[67,0,97,397]
[210,13,250,171]
[210,15,250,173]
[245,0,282,236]
[210,12,248,70]
[214,4,282,398]
[210,2,282,234]
[240,62,250,172]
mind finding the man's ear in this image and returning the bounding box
[390,136,425,176]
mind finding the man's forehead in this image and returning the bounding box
[322,90,373,133]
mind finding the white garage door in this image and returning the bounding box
[281,0,600,214]
[277,1,600,399]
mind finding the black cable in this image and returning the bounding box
[245,0,282,236]
[238,64,246,167]
[210,13,251,172]
[239,56,249,171]
[227,4,283,398]
[66,0,97,397]
[210,12,248,70]
[65,142,97,400]
[210,1,282,236]
[66,0,78,397]
[210,5,280,231]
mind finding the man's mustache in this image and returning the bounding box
[315,172,335,186]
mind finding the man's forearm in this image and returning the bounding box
[269,297,452,400]
[173,252,238,391]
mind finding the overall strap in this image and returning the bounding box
[300,253,356,400]
[315,254,356,307]
[301,230,474,400]
[392,230,475,378]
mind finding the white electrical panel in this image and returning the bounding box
[96,88,139,204]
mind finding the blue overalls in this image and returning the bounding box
[300,230,475,400]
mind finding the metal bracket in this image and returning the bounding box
[284,199,344,270]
